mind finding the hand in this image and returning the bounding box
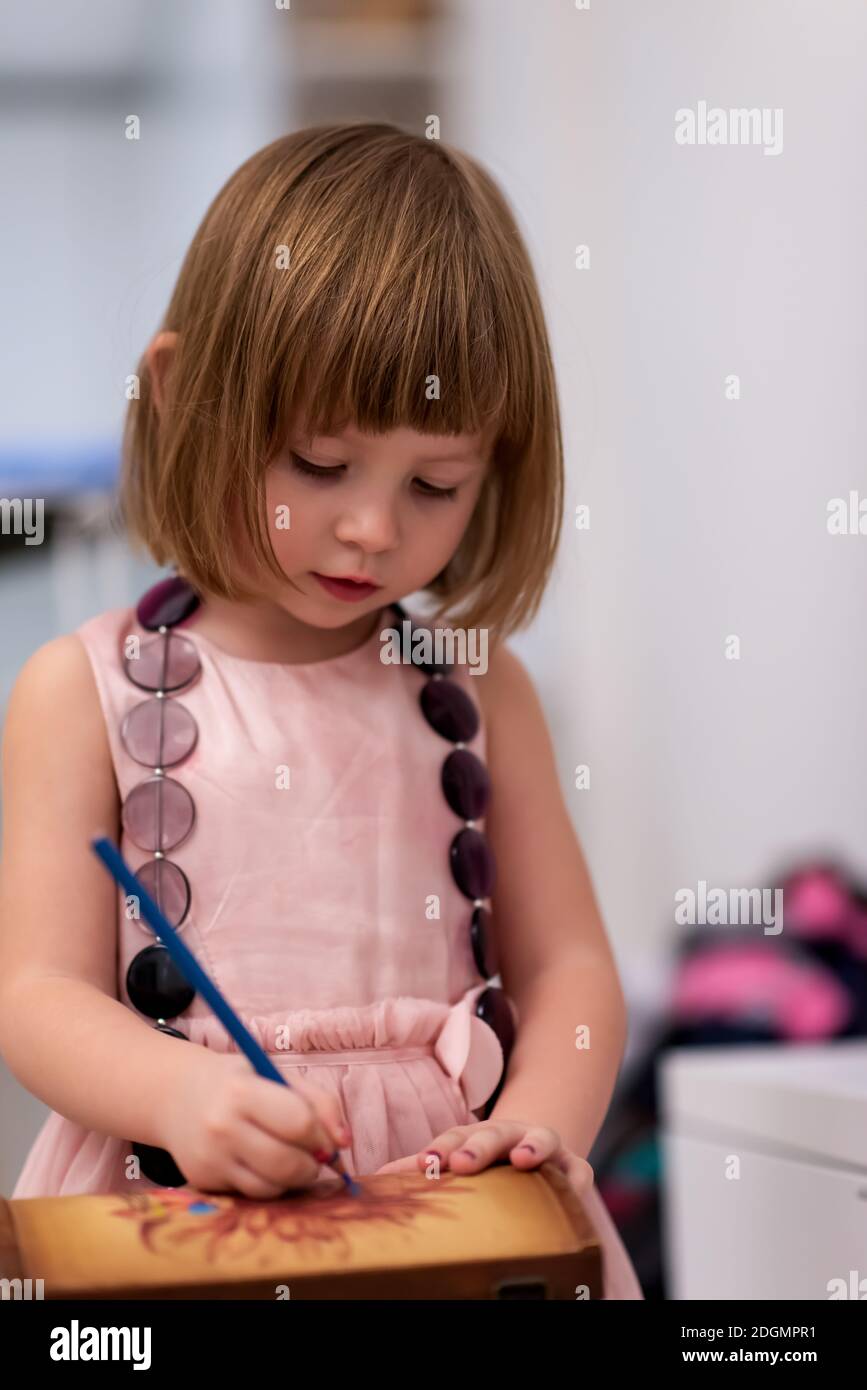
[159,1049,352,1199]
[374,1119,593,1193]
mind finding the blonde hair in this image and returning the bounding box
[120,122,564,645]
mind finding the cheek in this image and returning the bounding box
[407,502,476,572]
[263,471,317,560]
[441,489,484,548]
[224,473,317,588]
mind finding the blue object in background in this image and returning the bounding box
[0,442,119,498]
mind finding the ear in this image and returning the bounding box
[145,330,178,414]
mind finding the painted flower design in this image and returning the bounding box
[110,1173,472,1267]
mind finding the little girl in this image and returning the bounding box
[0,123,642,1299]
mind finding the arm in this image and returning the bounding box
[478,644,628,1160]
[0,635,219,1150]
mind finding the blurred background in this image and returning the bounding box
[2,0,866,1299]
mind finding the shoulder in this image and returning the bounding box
[3,633,111,772]
[472,640,561,781]
[7,603,135,716]
[474,642,546,735]
[6,632,98,707]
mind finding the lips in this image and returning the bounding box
[312,572,382,603]
[323,573,380,586]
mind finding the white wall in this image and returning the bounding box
[0,0,289,459]
[447,0,867,990]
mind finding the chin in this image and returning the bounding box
[287,582,382,623]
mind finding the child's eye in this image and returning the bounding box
[413,479,459,502]
[289,453,343,482]
[289,453,458,501]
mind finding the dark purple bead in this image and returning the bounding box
[389,601,452,673]
[476,986,515,1064]
[450,827,495,900]
[470,904,498,978]
[411,628,453,676]
[475,986,515,1120]
[130,1023,189,1185]
[442,748,490,820]
[420,678,479,744]
[126,944,195,1019]
[136,576,201,632]
[131,1141,187,1187]
[417,656,452,676]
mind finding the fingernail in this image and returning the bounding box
[517,1144,536,1155]
[313,1147,338,1165]
[457,1148,476,1159]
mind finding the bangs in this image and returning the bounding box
[254,136,522,453]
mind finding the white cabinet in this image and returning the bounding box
[659,1040,867,1300]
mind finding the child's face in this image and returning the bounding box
[240,421,492,623]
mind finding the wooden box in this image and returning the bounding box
[0,1160,601,1299]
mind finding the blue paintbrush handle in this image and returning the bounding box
[91,836,286,1086]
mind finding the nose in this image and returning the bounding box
[333,496,401,554]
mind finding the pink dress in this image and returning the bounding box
[12,603,643,1299]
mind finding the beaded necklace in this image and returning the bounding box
[118,576,515,1186]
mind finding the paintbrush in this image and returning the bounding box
[91,835,360,1196]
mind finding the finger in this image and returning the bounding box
[191,1153,304,1201]
[507,1127,561,1167]
[232,1122,324,1193]
[415,1124,483,1169]
[373,1160,400,1176]
[560,1152,594,1194]
[376,1155,421,1176]
[446,1123,526,1171]
[237,1073,344,1160]
[282,1073,352,1149]
[227,1151,320,1200]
